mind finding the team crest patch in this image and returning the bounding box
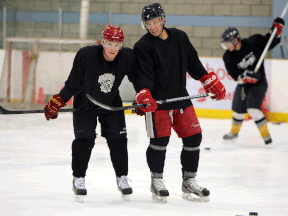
[98,73,115,93]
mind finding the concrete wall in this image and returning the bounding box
[0,0,274,57]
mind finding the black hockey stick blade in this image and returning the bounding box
[86,93,215,111]
[86,94,145,111]
[0,105,102,115]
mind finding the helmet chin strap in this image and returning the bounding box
[234,39,241,51]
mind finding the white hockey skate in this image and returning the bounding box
[223,132,238,141]
[116,176,133,202]
[150,172,169,203]
[182,177,210,202]
[72,177,87,203]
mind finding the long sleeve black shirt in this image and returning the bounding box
[58,45,137,113]
[223,33,280,86]
[133,27,208,110]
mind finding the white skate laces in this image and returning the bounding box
[117,176,132,189]
[152,178,167,192]
[182,177,210,202]
[117,176,133,202]
[74,177,86,189]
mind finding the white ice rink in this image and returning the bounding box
[1,112,288,216]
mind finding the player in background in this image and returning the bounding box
[221,17,285,145]
[133,3,226,202]
[44,25,137,202]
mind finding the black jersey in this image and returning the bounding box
[223,33,280,86]
[59,45,136,112]
[133,27,208,110]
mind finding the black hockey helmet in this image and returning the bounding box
[220,27,240,50]
[141,3,165,29]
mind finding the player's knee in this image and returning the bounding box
[72,138,95,150]
[233,112,245,120]
[148,136,170,151]
[107,137,127,148]
[150,136,170,146]
[247,108,264,121]
[182,133,202,148]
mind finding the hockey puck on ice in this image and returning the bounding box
[205,147,210,150]
[249,213,258,216]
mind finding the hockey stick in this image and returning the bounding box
[86,93,215,111]
[280,41,285,59]
[254,2,288,73]
[0,105,102,115]
[284,36,288,49]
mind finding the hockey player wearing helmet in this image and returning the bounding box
[44,25,137,202]
[133,3,226,203]
[221,17,285,145]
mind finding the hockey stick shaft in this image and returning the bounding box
[0,106,102,115]
[280,42,285,59]
[254,2,288,73]
[284,36,288,49]
[86,93,215,111]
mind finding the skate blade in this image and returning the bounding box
[182,193,210,202]
[152,193,168,203]
[122,194,131,202]
[74,195,85,203]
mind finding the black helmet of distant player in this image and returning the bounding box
[141,3,165,30]
[221,27,241,50]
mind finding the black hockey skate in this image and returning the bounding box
[150,172,169,203]
[223,132,238,140]
[264,134,272,145]
[72,177,87,203]
[182,172,210,202]
[117,176,133,201]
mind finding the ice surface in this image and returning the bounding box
[1,113,288,216]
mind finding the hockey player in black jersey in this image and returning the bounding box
[44,25,136,202]
[221,17,285,145]
[133,3,226,202]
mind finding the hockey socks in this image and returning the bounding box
[107,138,129,177]
[248,108,272,145]
[181,134,202,173]
[223,112,244,140]
[255,118,272,144]
[146,137,169,173]
[230,116,244,134]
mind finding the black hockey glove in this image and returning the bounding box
[271,17,285,37]
[237,70,260,84]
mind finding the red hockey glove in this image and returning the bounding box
[135,88,158,113]
[237,70,260,84]
[271,17,285,37]
[132,101,145,116]
[44,94,66,120]
[200,72,226,100]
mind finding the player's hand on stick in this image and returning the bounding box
[44,94,66,120]
[237,70,260,84]
[132,101,146,116]
[135,88,158,112]
[200,72,226,100]
[272,17,285,37]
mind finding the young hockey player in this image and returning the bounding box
[221,17,285,145]
[44,25,136,202]
[133,3,226,203]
